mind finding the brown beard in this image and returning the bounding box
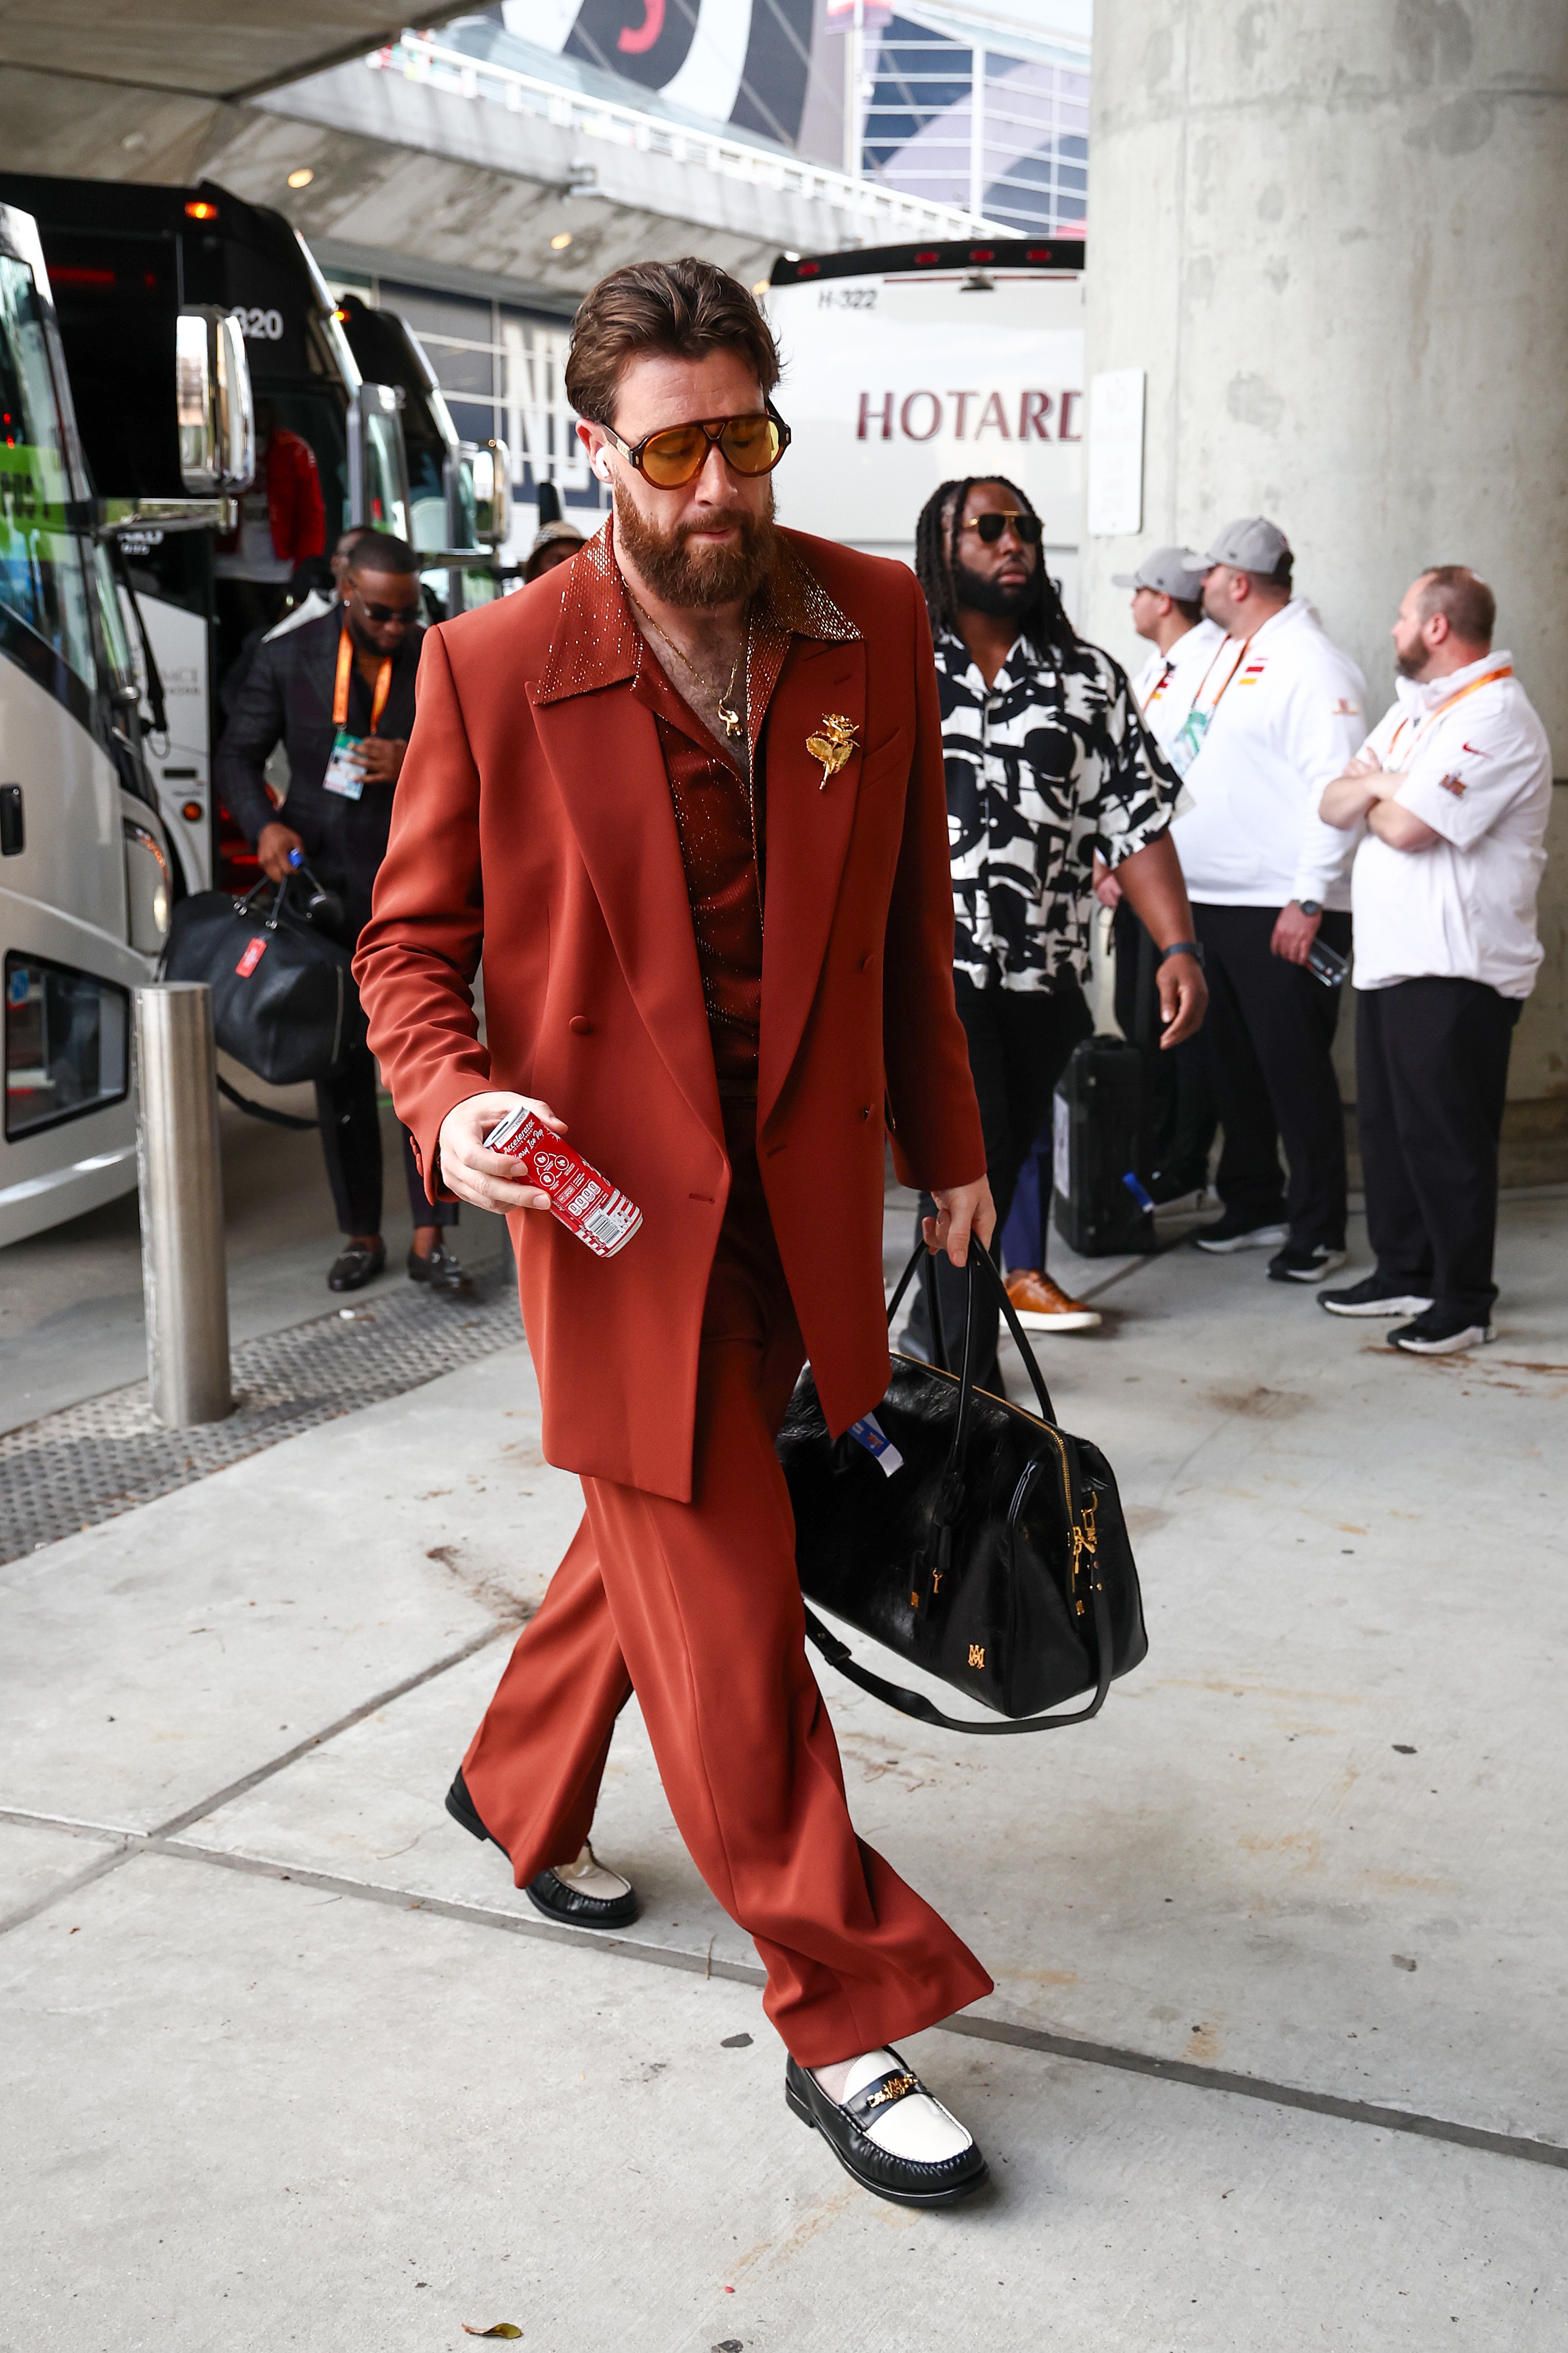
[614,484,777,608]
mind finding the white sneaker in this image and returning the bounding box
[1390,1312,1496,1356]
[1194,1217,1289,1254]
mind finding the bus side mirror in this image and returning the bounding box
[175,307,255,495]
[471,437,512,549]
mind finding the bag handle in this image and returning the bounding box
[885,1237,1058,1429]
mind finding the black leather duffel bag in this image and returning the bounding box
[163,873,352,1088]
[777,1241,1147,1734]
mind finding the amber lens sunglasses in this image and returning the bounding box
[602,402,792,489]
[960,510,1044,545]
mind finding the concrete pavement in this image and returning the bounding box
[4,1193,1566,2349]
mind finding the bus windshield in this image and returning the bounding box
[0,254,96,689]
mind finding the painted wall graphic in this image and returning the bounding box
[501,0,818,152]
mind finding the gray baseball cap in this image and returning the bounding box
[1203,516,1292,575]
[1111,545,1209,600]
[529,518,587,558]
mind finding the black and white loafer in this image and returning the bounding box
[524,1843,640,1930]
[445,1768,640,1930]
[785,2049,989,2208]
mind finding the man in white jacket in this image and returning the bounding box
[1317,567,1551,1354]
[1171,519,1367,1282]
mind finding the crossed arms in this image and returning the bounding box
[1319,748,1441,851]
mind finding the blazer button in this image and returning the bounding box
[860,1105,872,1121]
[568,1015,593,1036]
[859,954,873,972]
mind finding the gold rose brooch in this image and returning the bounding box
[806,713,859,790]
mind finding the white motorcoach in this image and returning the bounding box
[0,174,417,896]
[0,203,246,1245]
[763,235,1084,613]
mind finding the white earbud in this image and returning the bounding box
[593,452,612,484]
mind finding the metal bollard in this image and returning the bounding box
[133,982,232,1426]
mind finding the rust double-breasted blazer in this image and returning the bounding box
[354,523,984,1501]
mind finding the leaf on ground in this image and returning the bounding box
[462,2327,522,2340]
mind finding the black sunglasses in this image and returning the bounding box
[959,510,1043,545]
[349,584,420,624]
[602,401,792,489]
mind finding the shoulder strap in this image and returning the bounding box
[802,1554,1112,1736]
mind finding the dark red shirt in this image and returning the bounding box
[567,522,823,1093]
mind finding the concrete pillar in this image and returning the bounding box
[1082,2,1568,1129]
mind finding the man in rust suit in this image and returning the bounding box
[355,260,996,2207]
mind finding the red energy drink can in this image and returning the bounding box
[484,1107,642,1259]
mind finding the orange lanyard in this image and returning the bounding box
[1188,628,1262,725]
[1384,663,1512,767]
[333,624,392,735]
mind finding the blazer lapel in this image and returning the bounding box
[298,612,342,723]
[529,680,722,1151]
[758,633,868,1131]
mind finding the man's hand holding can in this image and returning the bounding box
[437,1092,566,1215]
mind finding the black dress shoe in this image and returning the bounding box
[445,1769,640,1930]
[328,1239,386,1292]
[445,1767,501,1847]
[784,2053,989,2208]
[408,1240,475,1298]
[524,1855,640,1930]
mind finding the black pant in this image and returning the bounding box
[1356,979,1519,1321]
[1194,902,1352,1249]
[905,971,1092,1386]
[316,985,458,1240]
[1111,903,1218,1190]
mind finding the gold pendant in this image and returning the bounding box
[717,697,743,738]
[806,712,858,789]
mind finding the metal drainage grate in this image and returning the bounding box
[0,1264,525,1565]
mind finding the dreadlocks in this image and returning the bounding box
[913,475,1077,658]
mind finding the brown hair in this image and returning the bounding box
[1417,564,1496,647]
[1172,593,1205,625]
[565,259,781,429]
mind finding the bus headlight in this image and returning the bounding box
[123,819,171,953]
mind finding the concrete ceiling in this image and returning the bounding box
[0,6,891,304]
[0,2,480,105]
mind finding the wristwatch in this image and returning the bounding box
[1297,898,1322,916]
[1157,940,1205,968]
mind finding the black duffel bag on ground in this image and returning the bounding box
[163,872,352,1089]
[777,1240,1147,1734]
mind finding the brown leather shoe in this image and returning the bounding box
[1004,1269,1101,1333]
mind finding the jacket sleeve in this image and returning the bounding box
[214,638,289,846]
[352,627,492,1203]
[881,574,987,1195]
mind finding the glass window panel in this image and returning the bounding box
[0,255,98,690]
[362,410,408,539]
[4,954,129,1139]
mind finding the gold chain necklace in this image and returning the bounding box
[625,584,747,740]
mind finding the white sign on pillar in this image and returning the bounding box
[1087,368,1145,537]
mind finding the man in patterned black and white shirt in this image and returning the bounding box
[902,475,1208,1384]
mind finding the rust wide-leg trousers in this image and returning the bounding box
[461,1102,992,2066]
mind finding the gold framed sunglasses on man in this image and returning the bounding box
[959,509,1044,546]
[599,400,792,489]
